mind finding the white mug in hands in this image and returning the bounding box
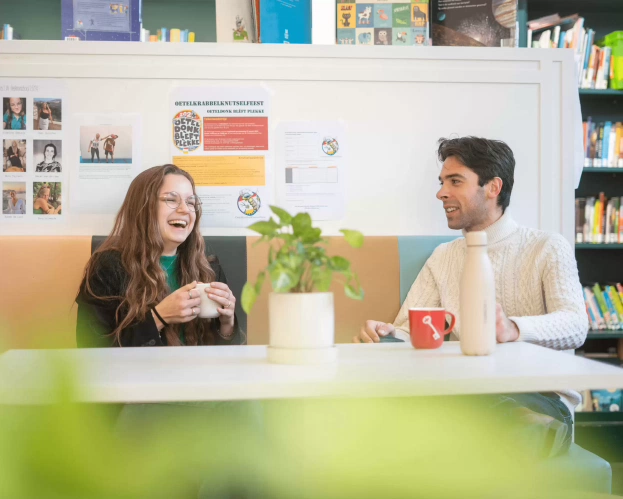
[194,283,220,318]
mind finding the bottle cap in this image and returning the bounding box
[465,231,487,246]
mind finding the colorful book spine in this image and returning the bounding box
[603,290,620,329]
[584,287,607,330]
[608,286,623,322]
[593,284,614,329]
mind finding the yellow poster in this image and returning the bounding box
[173,155,265,187]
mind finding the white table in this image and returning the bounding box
[1,342,622,404]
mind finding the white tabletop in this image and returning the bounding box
[1,342,622,404]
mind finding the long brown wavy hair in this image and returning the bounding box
[81,164,216,346]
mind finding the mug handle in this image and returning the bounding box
[444,312,456,336]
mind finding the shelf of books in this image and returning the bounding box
[582,283,623,333]
[575,195,622,244]
[526,14,622,91]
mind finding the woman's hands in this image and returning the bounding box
[151,281,237,339]
[152,282,201,331]
[201,282,236,339]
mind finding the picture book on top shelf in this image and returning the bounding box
[431,0,517,47]
[260,0,311,44]
[336,0,430,46]
[61,0,141,41]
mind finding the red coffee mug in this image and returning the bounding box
[409,308,456,349]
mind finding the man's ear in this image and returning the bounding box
[488,177,503,199]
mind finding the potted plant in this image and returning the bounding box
[241,206,364,364]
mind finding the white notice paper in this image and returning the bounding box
[276,121,347,221]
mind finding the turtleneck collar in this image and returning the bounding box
[461,210,518,246]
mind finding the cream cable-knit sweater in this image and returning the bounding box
[393,212,589,410]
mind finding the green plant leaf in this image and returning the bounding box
[285,253,305,270]
[269,205,292,225]
[311,266,333,292]
[270,265,298,293]
[241,282,258,314]
[248,219,280,236]
[340,229,364,248]
[300,227,322,244]
[345,283,364,300]
[329,256,350,272]
[255,271,266,295]
[292,212,312,236]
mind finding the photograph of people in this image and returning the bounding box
[38,102,53,130]
[3,97,27,130]
[76,164,244,348]
[88,133,101,163]
[3,139,26,172]
[103,134,117,163]
[2,183,26,214]
[33,98,62,131]
[34,140,62,173]
[33,182,62,215]
[80,125,132,164]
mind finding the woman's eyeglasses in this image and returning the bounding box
[159,192,202,212]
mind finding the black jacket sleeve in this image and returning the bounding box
[210,256,247,346]
[76,251,164,348]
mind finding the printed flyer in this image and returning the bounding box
[275,121,347,221]
[1,79,67,230]
[170,87,272,228]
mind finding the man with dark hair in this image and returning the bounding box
[355,136,588,457]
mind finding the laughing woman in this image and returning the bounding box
[76,164,245,347]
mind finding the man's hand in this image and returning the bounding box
[496,303,520,343]
[354,320,396,343]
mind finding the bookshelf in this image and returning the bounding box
[525,0,623,484]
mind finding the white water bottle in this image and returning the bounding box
[459,231,496,356]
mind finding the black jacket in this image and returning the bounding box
[76,250,245,348]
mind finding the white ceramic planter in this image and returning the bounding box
[267,292,337,364]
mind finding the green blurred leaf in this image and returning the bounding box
[255,271,266,296]
[344,283,364,300]
[268,246,275,265]
[291,212,312,236]
[285,253,305,270]
[329,256,350,272]
[248,219,280,236]
[340,229,364,248]
[270,265,298,292]
[241,282,258,313]
[311,266,333,292]
[300,227,322,244]
[269,205,292,225]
